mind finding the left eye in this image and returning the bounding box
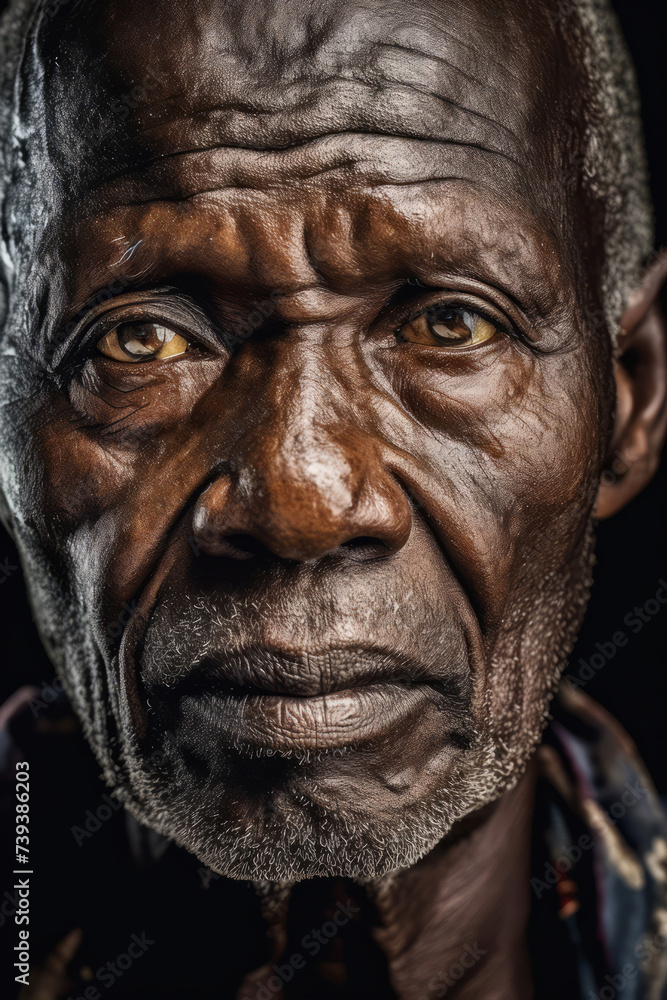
[96,322,189,363]
[398,306,498,348]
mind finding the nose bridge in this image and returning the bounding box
[194,336,412,561]
[237,346,362,527]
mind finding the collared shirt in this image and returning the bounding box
[530,685,667,999]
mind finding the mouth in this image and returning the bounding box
[147,646,474,752]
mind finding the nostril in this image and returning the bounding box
[340,536,382,550]
[338,536,389,561]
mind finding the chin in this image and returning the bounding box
[107,722,526,882]
[51,518,597,882]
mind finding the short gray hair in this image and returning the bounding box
[0,0,655,339]
[572,0,654,333]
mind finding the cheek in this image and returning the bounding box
[377,341,603,625]
[9,336,604,644]
[13,362,227,617]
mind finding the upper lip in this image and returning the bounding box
[153,644,469,704]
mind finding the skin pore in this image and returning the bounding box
[2,0,667,996]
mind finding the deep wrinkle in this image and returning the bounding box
[0,1,665,997]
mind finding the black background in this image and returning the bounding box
[0,0,664,788]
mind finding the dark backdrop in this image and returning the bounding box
[0,0,664,788]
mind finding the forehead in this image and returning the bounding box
[24,0,589,318]
[39,0,572,169]
[56,1,548,104]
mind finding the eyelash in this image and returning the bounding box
[393,297,513,344]
[53,303,205,373]
[52,283,524,374]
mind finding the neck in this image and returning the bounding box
[239,759,538,999]
[370,757,538,998]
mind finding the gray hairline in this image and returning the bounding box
[0,0,655,341]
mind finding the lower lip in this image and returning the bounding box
[179,683,436,751]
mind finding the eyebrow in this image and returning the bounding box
[56,165,564,340]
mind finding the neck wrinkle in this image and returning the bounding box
[367,758,539,999]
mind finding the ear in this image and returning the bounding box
[596,250,667,519]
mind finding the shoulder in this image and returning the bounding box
[540,684,667,995]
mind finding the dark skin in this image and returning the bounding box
[2,0,667,996]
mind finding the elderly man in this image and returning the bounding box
[0,0,666,996]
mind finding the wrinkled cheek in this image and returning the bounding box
[385,349,602,640]
[12,401,197,635]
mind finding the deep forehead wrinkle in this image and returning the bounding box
[373,40,522,91]
[20,0,584,331]
[390,25,526,88]
[130,63,524,149]
[36,0,555,187]
[175,0,532,92]
[89,135,520,214]
[53,63,528,205]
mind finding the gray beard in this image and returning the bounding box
[31,516,596,882]
[114,720,506,881]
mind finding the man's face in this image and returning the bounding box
[0,0,612,879]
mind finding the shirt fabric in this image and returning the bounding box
[1,682,666,999]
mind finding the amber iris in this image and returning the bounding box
[399,307,498,348]
[97,322,188,362]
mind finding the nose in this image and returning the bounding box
[192,463,411,562]
[191,365,412,563]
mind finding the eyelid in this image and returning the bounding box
[92,315,192,355]
[399,294,511,339]
[381,281,536,348]
[49,289,220,370]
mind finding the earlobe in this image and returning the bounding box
[596,251,667,520]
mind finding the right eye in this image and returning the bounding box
[96,322,189,363]
[398,306,499,349]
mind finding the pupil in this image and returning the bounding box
[429,308,472,342]
[118,324,172,358]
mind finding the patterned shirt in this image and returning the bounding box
[1,683,666,998]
